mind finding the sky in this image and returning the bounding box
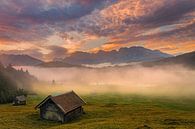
[0,0,194,61]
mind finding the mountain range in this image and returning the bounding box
[0,54,43,66]
[63,46,172,65]
[0,46,172,67]
[142,51,195,69]
[38,61,80,68]
[1,47,194,68]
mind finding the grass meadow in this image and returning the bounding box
[0,94,195,129]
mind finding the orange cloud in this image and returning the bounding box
[0,0,194,60]
[101,43,123,51]
[90,43,124,53]
[145,40,195,55]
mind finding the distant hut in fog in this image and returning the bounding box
[13,95,26,106]
[35,91,86,123]
[52,80,56,85]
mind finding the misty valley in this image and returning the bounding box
[0,0,195,128]
[0,47,195,129]
[14,65,195,97]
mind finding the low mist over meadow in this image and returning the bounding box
[15,65,195,98]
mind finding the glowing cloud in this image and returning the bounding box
[0,0,194,60]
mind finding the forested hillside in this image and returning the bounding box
[0,63,37,103]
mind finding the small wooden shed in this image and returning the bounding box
[35,91,86,123]
[13,95,27,106]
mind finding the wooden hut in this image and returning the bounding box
[13,95,27,106]
[35,91,86,123]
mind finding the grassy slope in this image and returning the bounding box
[0,94,195,129]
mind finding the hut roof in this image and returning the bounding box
[35,91,86,114]
[15,95,26,101]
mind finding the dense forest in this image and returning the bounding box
[0,63,37,103]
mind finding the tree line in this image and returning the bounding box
[0,63,36,103]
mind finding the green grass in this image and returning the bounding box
[0,94,195,129]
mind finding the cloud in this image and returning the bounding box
[0,0,117,42]
[0,45,69,61]
[16,0,111,23]
[45,45,69,60]
[72,0,194,37]
[125,0,195,27]
[0,0,194,59]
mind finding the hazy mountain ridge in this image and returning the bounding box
[81,51,195,69]
[2,47,194,69]
[0,54,43,66]
[38,61,81,68]
[63,46,172,65]
[142,51,195,68]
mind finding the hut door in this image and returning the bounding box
[44,111,62,122]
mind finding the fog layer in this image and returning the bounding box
[15,65,195,97]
